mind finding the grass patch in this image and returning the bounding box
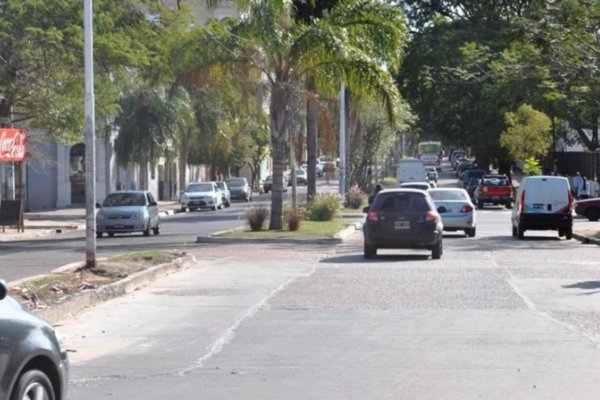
[220,219,349,239]
[108,251,176,265]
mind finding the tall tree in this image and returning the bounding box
[226,0,408,229]
[0,0,159,140]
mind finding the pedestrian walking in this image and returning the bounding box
[577,176,591,200]
[572,172,582,197]
[368,184,383,205]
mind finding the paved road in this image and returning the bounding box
[61,205,600,399]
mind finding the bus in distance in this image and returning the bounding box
[417,141,442,171]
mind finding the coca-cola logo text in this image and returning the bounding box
[0,129,27,162]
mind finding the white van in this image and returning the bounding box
[511,175,573,239]
[397,159,426,184]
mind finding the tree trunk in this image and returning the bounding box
[306,77,318,200]
[179,140,188,198]
[269,83,287,230]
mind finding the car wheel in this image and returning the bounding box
[466,227,476,237]
[108,232,114,238]
[10,369,56,400]
[226,200,231,208]
[96,231,103,238]
[432,239,443,259]
[180,207,187,212]
[517,225,525,239]
[512,225,517,237]
[477,201,484,209]
[153,225,160,235]
[505,201,513,209]
[212,205,217,211]
[364,243,376,259]
[586,207,600,221]
[565,227,573,240]
[143,225,151,236]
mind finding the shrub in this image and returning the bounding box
[284,206,305,231]
[245,205,269,231]
[308,193,341,221]
[523,157,542,176]
[345,185,365,209]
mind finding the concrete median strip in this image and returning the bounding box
[11,254,196,325]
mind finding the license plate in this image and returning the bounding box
[394,220,410,230]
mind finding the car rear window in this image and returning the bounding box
[483,177,508,186]
[429,190,469,201]
[372,193,430,212]
[227,178,246,187]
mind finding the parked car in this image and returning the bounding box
[0,279,69,400]
[180,182,223,212]
[262,175,288,193]
[362,188,444,259]
[511,175,573,239]
[216,181,231,208]
[399,181,431,191]
[288,169,308,185]
[575,197,600,221]
[425,166,438,183]
[429,187,477,237]
[226,177,252,202]
[96,190,160,238]
[474,174,513,209]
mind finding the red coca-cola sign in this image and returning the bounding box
[0,128,27,162]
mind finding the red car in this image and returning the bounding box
[575,197,600,221]
[473,174,513,209]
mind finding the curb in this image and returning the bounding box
[573,232,600,246]
[28,254,197,325]
[196,222,362,245]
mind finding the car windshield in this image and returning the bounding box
[430,190,469,201]
[227,179,245,187]
[186,183,214,192]
[216,182,226,189]
[102,193,146,207]
[295,170,306,175]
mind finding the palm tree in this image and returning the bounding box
[228,0,408,229]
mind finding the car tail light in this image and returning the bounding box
[460,205,474,213]
[482,186,489,193]
[367,211,379,222]
[425,210,439,222]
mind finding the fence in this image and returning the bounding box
[543,152,600,181]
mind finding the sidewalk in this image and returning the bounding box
[0,201,181,242]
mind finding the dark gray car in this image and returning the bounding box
[363,189,444,259]
[0,280,69,400]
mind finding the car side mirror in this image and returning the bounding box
[362,206,370,213]
[437,206,448,214]
[95,202,102,209]
[0,279,7,300]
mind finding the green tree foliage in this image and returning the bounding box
[0,0,159,142]
[226,0,408,229]
[500,104,551,163]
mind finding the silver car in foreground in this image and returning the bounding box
[0,280,69,400]
[429,188,476,237]
[96,190,160,238]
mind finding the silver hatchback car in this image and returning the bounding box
[96,190,160,238]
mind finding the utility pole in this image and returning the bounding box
[84,0,97,269]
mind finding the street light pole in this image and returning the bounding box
[84,0,97,269]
